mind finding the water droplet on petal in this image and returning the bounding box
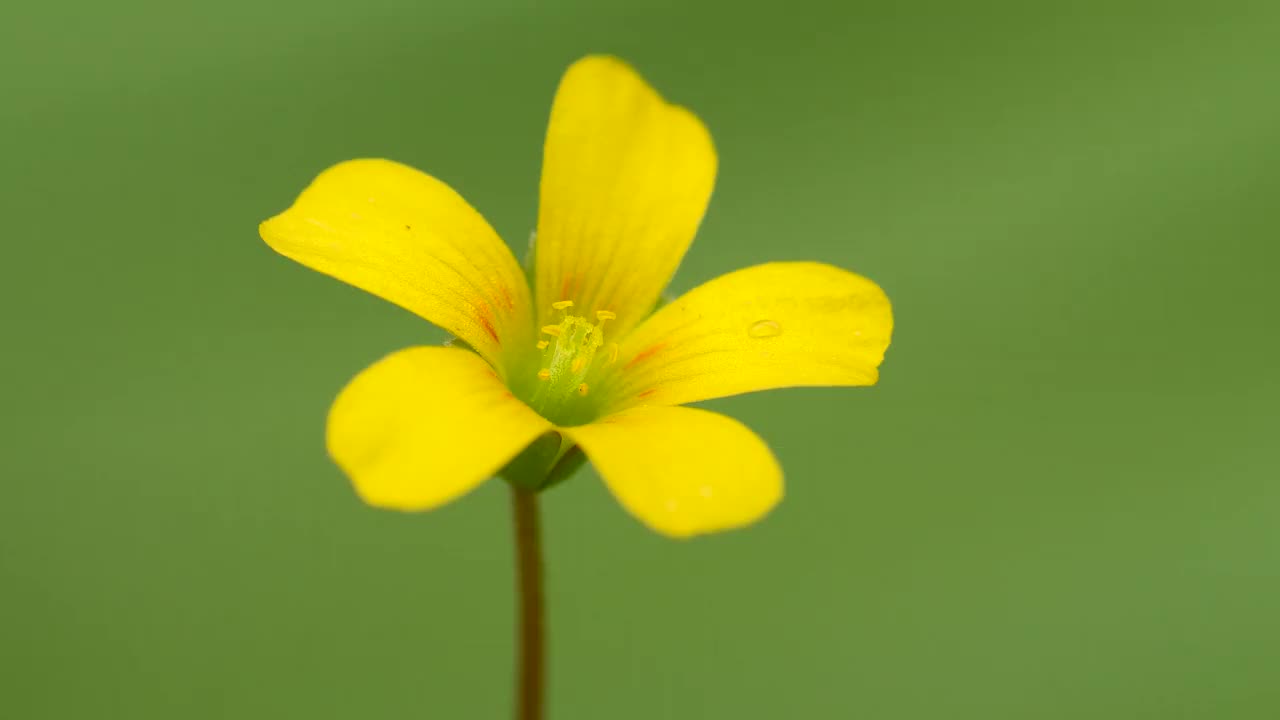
[748,320,782,339]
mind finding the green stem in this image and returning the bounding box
[511,486,545,720]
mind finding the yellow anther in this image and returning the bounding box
[536,340,549,350]
[577,383,589,396]
[605,342,618,364]
[552,300,575,310]
[540,325,562,337]
[596,310,616,322]
[571,356,586,374]
[537,369,551,381]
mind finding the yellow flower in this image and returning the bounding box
[259,56,893,538]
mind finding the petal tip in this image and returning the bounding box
[565,53,638,78]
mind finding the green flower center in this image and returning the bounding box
[512,302,618,426]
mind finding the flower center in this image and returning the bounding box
[518,301,618,426]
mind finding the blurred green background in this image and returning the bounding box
[3,1,1278,717]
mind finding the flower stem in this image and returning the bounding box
[511,486,545,720]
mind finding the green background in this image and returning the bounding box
[4,1,1278,717]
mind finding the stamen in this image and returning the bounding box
[522,308,609,421]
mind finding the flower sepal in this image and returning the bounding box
[500,431,581,491]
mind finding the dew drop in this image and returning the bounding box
[748,320,782,339]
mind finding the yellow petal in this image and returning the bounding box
[261,159,533,376]
[598,262,893,411]
[563,406,782,538]
[535,55,717,339]
[327,346,552,511]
